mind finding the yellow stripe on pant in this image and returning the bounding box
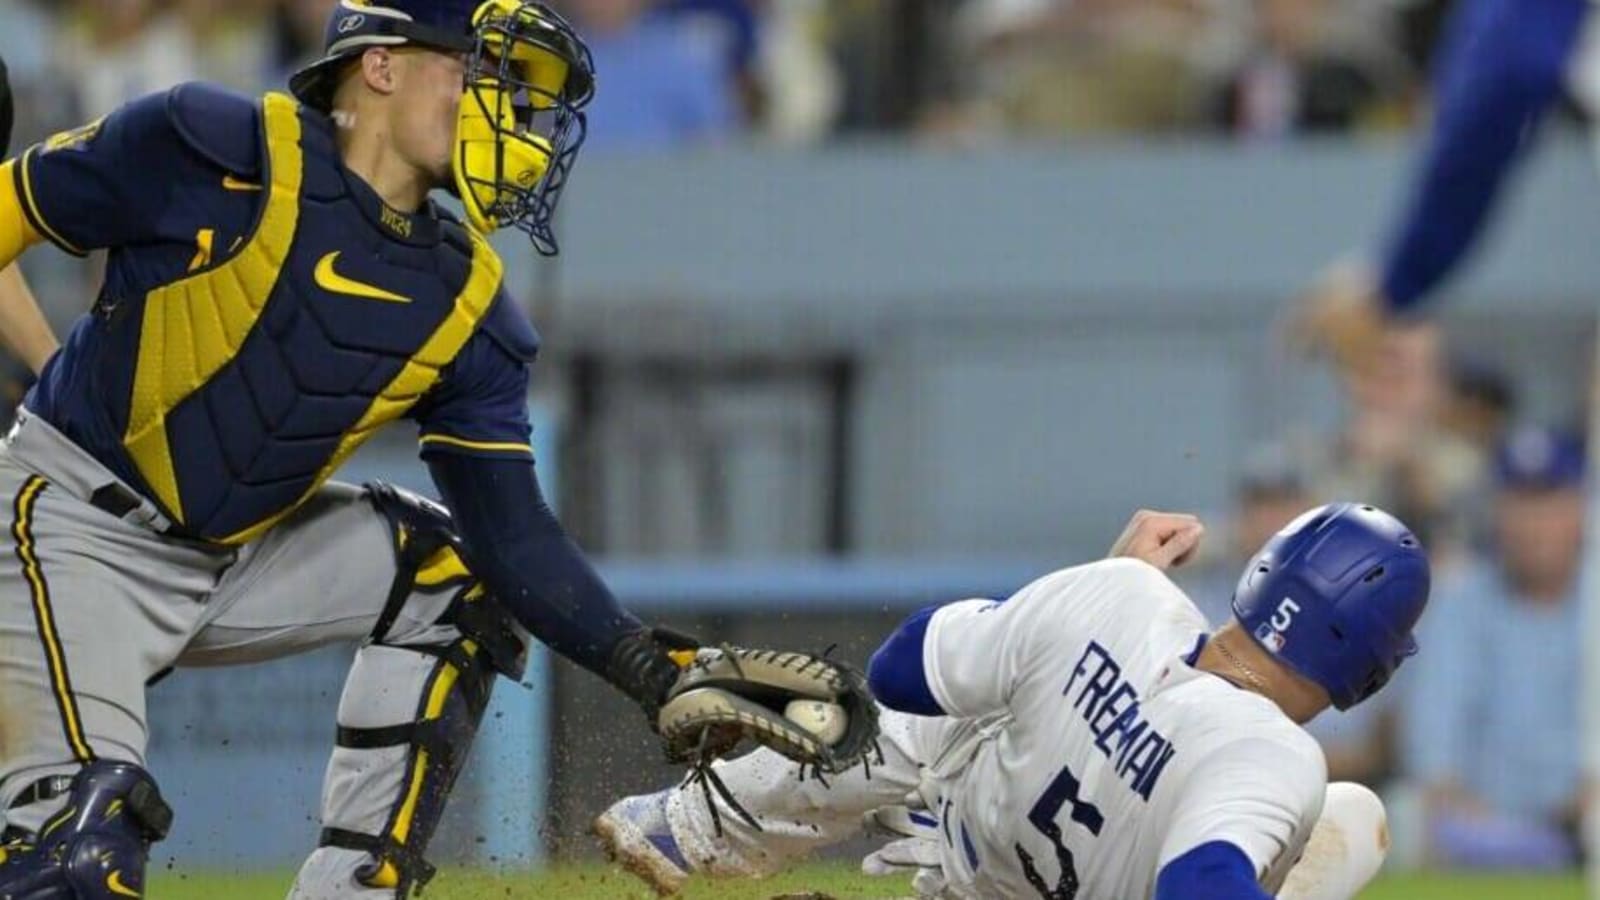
[10,476,94,764]
[366,640,479,889]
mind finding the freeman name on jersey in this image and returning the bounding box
[1064,640,1177,801]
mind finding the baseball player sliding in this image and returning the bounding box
[0,3,875,899]
[598,503,1430,899]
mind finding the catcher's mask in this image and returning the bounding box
[290,0,594,254]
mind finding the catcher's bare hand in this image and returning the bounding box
[1108,509,1204,571]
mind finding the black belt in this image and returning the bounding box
[86,483,185,539]
[88,484,143,519]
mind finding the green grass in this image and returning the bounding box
[147,865,1585,899]
[1359,874,1583,900]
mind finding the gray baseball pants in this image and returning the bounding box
[0,409,479,898]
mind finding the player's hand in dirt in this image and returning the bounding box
[1108,509,1204,571]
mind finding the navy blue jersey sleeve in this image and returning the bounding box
[411,326,536,461]
[13,90,196,256]
[427,453,643,678]
[1378,0,1587,311]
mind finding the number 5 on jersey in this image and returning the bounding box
[1018,764,1106,900]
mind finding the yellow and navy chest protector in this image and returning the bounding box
[18,84,541,544]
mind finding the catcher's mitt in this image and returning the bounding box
[658,645,879,771]
[656,644,880,834]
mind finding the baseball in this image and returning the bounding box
[784,699,848,746]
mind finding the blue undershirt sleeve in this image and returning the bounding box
[867,604,945,716]
[1378,0,1586,312]
[426,453,642,679]
[1154,842,1273,900]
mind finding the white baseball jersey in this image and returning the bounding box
[920,558,1328,900]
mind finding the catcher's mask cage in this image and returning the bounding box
[290,0,594,254]
[462,1,594,255]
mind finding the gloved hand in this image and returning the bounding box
[606,626,882,835]
[608,625,880,773]
[862,796,948,898]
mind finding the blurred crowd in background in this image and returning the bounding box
[0,0,1550,334]
[1182,322,1591,872]
[0,0,1595,879]
[0,0,1522,151]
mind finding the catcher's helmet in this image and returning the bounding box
[1231,502,1430,710]
[290,0,595,254]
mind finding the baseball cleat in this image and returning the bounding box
[593,791,691,896]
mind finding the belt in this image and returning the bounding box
[3,411,189,539]
[86,483,180,536]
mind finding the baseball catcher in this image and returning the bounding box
[0,4,876,898]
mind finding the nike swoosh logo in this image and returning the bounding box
[106,870,141,898]
[221,174,262,192]
[314,252,411,304]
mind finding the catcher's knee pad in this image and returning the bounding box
[318,636,511,896]
[317,484,529,897]
[0,761,171,900]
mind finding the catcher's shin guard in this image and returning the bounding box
[0,762,172,900]
[294,483,527,899]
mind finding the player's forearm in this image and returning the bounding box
[1154,842,1272,900]
[0,265,57,373]
[0,160,57,372]
[427,453,644,681]
[1378,0,1584,312]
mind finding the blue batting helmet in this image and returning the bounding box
[1230,502,1430,710]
